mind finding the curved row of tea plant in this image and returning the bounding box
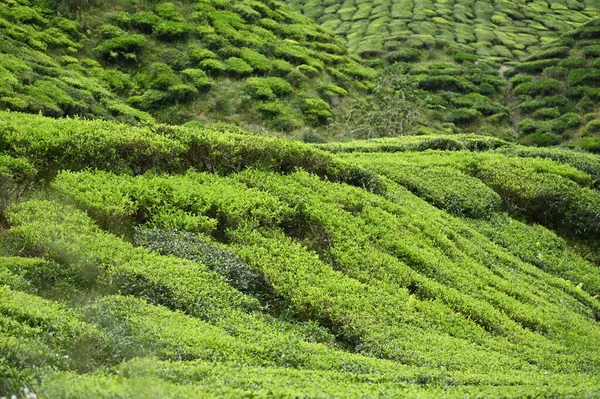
[2,111,600,397]
[507,18,600,148]
[0,0,377,134]
[288,0,600,62]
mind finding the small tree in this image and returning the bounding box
[345,64,430,138]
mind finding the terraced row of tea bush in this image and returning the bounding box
[506,18,600,150]
[397,60,511,136]
[287,0,600,62]
[0,0,154,123]
[0,0,378,136]
[1,111,600,397]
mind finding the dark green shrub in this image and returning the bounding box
[134,228,270,298]
[318,83,348,102]
[218,45,242,59]
[543,66,568,79]
[514,59,557,74]
[586,119,600,134]
[155,21,191,40]
[571,137,600,152]
[532,107,561,120]
[160,48,191,71]
[341,63,378,80]
[233,3,262,21]
[225,57,253,76]
[520,132,561,146]
[244,77,294,100]
[560,113,583,128]
[453,52,478,63]
[199,59,227,75]
[181,69,214,89]
[10,6,45,25]
[509,75,532,86]
[300,96,332,125]
[568,69,600,86]
[274,41,311,64]
[486,112,509,124]
[386,48,421,63]
[106,11,131,28]
[582,45,600,58]
[0,155,36,211]
[297,64,319,78]
[167,84,198,102]
[189,46,217,62]
[559,57,586,69]
[148,63,179,90]
[526,46,570,61]
[0,96,28,111]
[257,100,285,117]
[582,86,600,100]
[271,59,293,75]
[573,26,600,40]
[543,95,572,111]
[154,2,184,21]
[100,24,125,39]
[131,12,162,34]
[514,78,563,97]
[128,89,169,109]
[272,113,304,132]
[518,100,543,113]
[451,93,504,115]
[417,75,476,93]
[302,131,326,143]
[518,119,537,134]
[286,67,308,87]
[94,34,146,59]
[239,48,271,72]
[449,108,482,124]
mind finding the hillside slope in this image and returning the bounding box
[287,0,600,62]
[506,18,600,150]
[1,111,600,397]
[0,0,376,134]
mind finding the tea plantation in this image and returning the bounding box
[2,0,600,397]
[0,0,375,134]
[1,110,600,398]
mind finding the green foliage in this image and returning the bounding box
[568,68,600,86]
[300,96,332,125]
[449,108,482,124]
[181,68,214,90]
[451,93,504,116]
[586,119,600,134]
[199,58,227,74]
[134,228,270,299]
[514,78,563,97]
[569,137,600,153]
[386,48,422,63]
[317,83,348,102]
[0,0,374,133]
[317,134,509,154]
[0,111,382,191]
[94,34,146,60]
[0,155,36,213]
[239,48,272,72]
[154,2,184,21]
[346,65,430,137]
[521,132,562,147]
[131,11,162,34]
[224,57,254,76]
[2,110,600,396]
[155,21,191,40]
